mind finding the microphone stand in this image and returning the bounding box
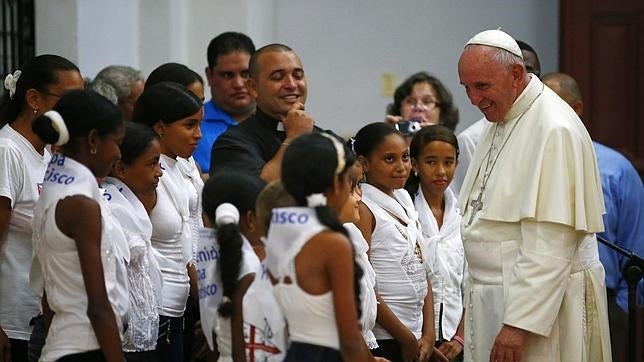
[596,235,643,362]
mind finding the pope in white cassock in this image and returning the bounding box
[457,29,612,362]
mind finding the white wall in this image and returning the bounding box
[272,0,559,134]
[35,0,558,135]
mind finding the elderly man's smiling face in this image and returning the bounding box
[458,46,524,122]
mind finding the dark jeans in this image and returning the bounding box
[284,341,342,362]
[125,350,158,362]
[9,338,28,362]
[57,350,105,361]
[182,296,199,362]
[373,339,403,362]
[28,314,46,362]
[154,315,184,362]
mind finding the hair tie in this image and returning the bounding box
[215,203,239,227]
[3,70,21,99]
[320,133,345,175]
[349,137,356,154]
[306,193,327,207]
[44,110,70,146]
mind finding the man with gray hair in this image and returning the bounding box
[457,29,611,361]
[93,65,145,121]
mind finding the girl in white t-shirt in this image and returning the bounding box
[102,122,165,360]
[199,172,288,362]
[132,82,204,362]
[31,90,129,361]
[353,122,437,362]
[0,55,83,361]
[406,125,466,361]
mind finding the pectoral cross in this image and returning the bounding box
[467,192,483,226]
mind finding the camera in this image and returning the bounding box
[395,119,422,136]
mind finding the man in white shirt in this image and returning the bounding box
[457,29,611,362]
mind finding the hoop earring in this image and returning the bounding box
[90,148,97,155]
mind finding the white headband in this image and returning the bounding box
[3,70,21,100]
[320,132,345,175]
[44,110,70,146]
[215,203,239,227]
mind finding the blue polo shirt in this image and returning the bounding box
[594,142,644,312]
[194,99,237,173]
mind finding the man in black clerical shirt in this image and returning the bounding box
[210,43,330,182]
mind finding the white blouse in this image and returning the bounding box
[102,177,163,351]
[414,187,466,341]
[150,154,192,317]
[345,223,378,349]
[361,184,428,340]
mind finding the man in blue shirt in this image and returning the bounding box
[197,32,256,175]
[544,72,644,362]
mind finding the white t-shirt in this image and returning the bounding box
[150,155,192,317]
[216,239,288,362]
[0,124,50,340]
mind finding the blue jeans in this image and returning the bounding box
[154,315,183,362]
[284,342,342,362]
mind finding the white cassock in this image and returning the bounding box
[458,75,612,362]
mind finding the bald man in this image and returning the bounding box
[210,44,337,182]
[544,72,644,362]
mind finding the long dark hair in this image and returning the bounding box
[405,125,459,197]
[281,133,363,318]
[0,54,79,126]
[202,171,266,317]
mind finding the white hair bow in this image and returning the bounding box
[306,193,327,207]
[3,70,21,99]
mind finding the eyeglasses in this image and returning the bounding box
[402,97,440,109]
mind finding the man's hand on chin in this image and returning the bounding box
[489,324,528,362]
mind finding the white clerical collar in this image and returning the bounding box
[504,75,543,121]
[276,122,284,131]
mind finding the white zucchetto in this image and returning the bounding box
[465,29,523,59]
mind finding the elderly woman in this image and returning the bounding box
[385,71,459,131]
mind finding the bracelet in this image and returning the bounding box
[281,141,291,147]
[452,335,464,347]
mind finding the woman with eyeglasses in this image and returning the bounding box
[0,55,84,361]
[385,72,459,131]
